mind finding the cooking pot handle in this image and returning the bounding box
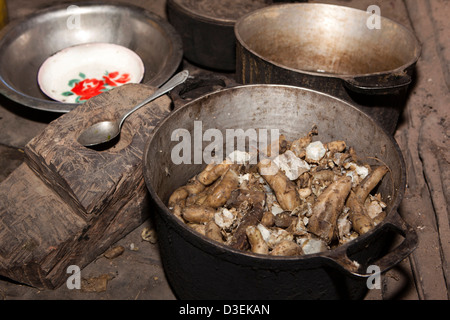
[342,71,412,95]
[329,211,418,277]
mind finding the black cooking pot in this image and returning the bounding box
[166,0,307,71]
[235,3,422,134]
[143,85,417,299]
[167,0,273,71]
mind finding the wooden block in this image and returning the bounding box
[0,164,86,288]
[25,84,171,220]
[0,163,150,289]
[0,84,172,289]
[42,178,150,289]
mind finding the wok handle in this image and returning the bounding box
[342,71,412,95]
[330,211,418,277]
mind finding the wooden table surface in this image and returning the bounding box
[0,0,448,300]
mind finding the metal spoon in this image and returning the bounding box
[77,70,189,147]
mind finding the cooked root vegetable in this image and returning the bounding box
[203,167,240,208]
[229,188,266,209]
[182,205,215,224]
[168,178,205,208]
[188,223,206,235]
[308,176,352,244]
[297,187,312,199]
[205,221,224,243]
[246,225,269,255]
[332,152,351,166]
[274,212,295,228]
[171,203,184,221]
[258,159,301,211]
[197,160,233,186]
[184,178,206,195]
[230,203,265,251]
[290,216,308,236]
[340,231,359,245]
[190,191,209,206]
[346,191,374,235]
[355,165,389,202]
[168,187,189,208]
[327,141,347,154]
[261,211,275,227]
[290,125,318,158]
[271,240,302,256]
[297,172,311,188]
[168,128,390,257]
[311,170,337,184]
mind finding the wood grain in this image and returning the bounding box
[25,84,171,220]
[0,84,172,289]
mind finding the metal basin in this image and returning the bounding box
[143,85,417,299]
[0,2,183,112]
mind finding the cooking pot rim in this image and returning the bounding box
[143,84,407,272]
[234,2,422,79]
[167,0,237,25]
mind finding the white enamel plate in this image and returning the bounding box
[38,42,145,103]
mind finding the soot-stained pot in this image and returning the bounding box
[235,3,421,134]
[167,0,272,71]
[143,85,417,300]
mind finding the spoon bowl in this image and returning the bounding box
[77,70,189,148]
[77,120,121,147]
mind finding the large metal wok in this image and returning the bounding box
[143,85,417,299]
[0,2,183,112]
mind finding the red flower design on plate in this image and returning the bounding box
[103,72,131,87]
[71,78,106,101]
[63,71,133,103]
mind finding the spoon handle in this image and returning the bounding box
[119,70,189,128]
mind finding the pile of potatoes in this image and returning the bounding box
[167,126,389,256]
